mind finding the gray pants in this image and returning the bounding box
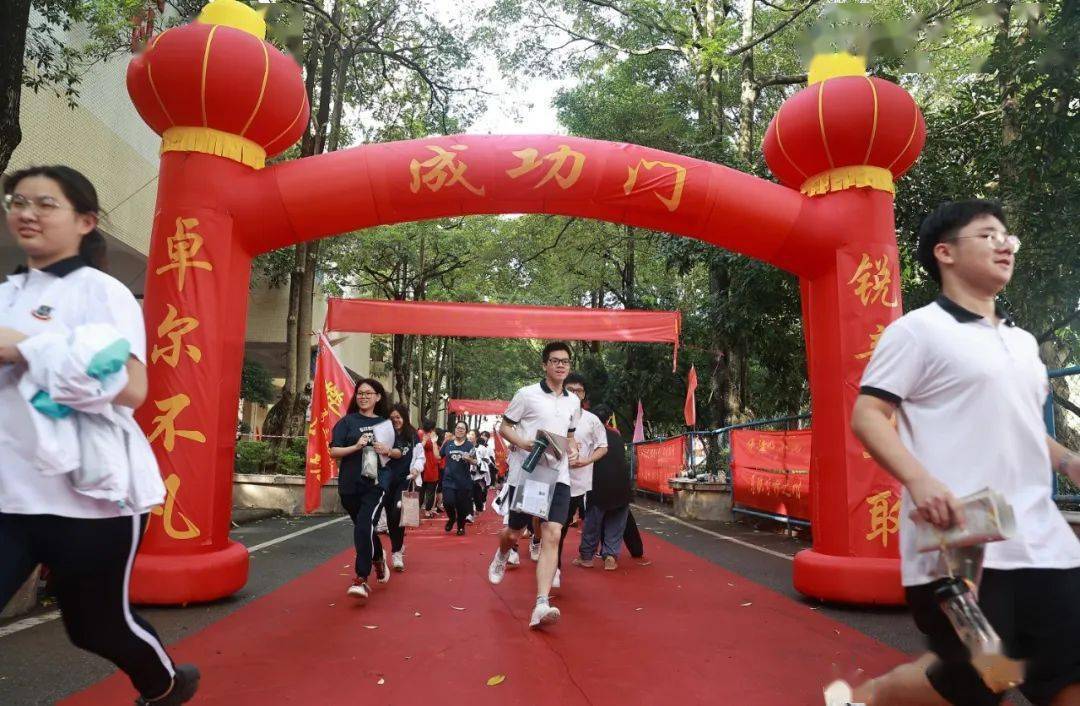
[579,503,630,560]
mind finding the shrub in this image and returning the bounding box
[235,440,271,474]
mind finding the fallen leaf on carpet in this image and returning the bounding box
[487,675,506,686]
[727,582,734,587]
[635,608,643,611]
[665,575,674,579]
[328,604,335,607]
[451,605,466,611]
[377,678,385,685]
[741,602,752,607]
[414,612,422,617]
[363,625,378,629]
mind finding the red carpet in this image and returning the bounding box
[63,511,908,705]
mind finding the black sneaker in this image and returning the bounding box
[456,528,465,536]
[135,664,200,705]
[444,520,453,532]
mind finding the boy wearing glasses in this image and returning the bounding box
[488,342,580,629]
[838,201,1080,705]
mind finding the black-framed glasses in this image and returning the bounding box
[546,357,572,367]
[356,391,378,397]
[946,232,1021,254]
[3,194,71,216]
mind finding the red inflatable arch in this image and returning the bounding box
[125,0,924,605]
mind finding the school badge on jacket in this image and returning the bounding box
[31,305,54,321]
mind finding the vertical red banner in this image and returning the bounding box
[304,335,354,512]
[836,246,904,559]
[131,197,252,604]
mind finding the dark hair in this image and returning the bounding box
[4,165,108,271]
[422,419,436,432]
[454,421,469,432]
[564,372,588,398]
[917,200,1007,284]
[389,403,417,445]
[346,378,390,418]
[541,341,572,363]
[590,403,615,428]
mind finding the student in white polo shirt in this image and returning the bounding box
[844,200,1080,706]
[560,373,608,579]
[487,341,581,629]
[0,166,198,706]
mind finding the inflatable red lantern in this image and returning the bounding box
[764,54,926,197]
[127,1,309,168]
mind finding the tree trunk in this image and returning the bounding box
[0,0,30,175]
[737,0,758,166]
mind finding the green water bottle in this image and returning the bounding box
[521,435,550,474]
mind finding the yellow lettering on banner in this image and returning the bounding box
[155,217,213,291]
[150,304,202,367]
[865,490,901,547]
[147,393,207,452]
[409,145,485,196]
[506,145,586,189]
[150,473,201,540]
[325,382,344,417]
[855,324,886,360]
[847,254,899,308]
[623,159,687,211]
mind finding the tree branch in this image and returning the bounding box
[727,0,821,57]
[755,73,807,87]
[1037,307,1080,344]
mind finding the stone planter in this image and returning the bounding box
[233,473,342,515]
[668,478,733,522]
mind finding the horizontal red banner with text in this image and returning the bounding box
[635,436,685,498]
[448,399,509,416]
[731,429,811,521]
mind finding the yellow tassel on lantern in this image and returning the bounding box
[808,52,867,85]
[800,165,894,197]
[161,126,267,169]
[197,0,267,40]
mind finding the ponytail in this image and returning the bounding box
[79,229,108,272]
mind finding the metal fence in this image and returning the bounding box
[1048,366,1080,502]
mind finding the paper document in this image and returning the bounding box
[519,479,552,517]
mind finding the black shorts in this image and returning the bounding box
[507,482,572,531]
[906,567,1080,706]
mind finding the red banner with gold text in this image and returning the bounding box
[303,335,355,512]
[731,429,812,521]
[634,436,685,497]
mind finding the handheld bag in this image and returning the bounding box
[399,483,421,528]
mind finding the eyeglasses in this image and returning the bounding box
[565,386,585,395]
[947,232,1021,254]
[4,194,71,217]
[356,391,378,398]
[546,357,572,367]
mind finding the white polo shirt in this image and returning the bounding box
[568,409,608,497]
[860,295,1080,586]
[503,380,581,487]
[0,256,148,518]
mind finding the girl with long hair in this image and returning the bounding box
[329,378,395,603]
[374,403,423,571]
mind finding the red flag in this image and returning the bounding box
[304,334,355,512]
[492,424,510,477]
[632,400,645,443]
[683,364,698,427]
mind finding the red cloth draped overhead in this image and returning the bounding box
[324,298,681,368]
[448,399,510,416]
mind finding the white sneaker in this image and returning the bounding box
[823,680,854,706]
[552,569,561,589]
[507,548,521,567]
[529,541,541,562]
[529,601,560,629]
[391,552,404,572]
[346,579,370,603]
[374,560,390,584]
[466,514,474,523]
[488,550,508,585]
